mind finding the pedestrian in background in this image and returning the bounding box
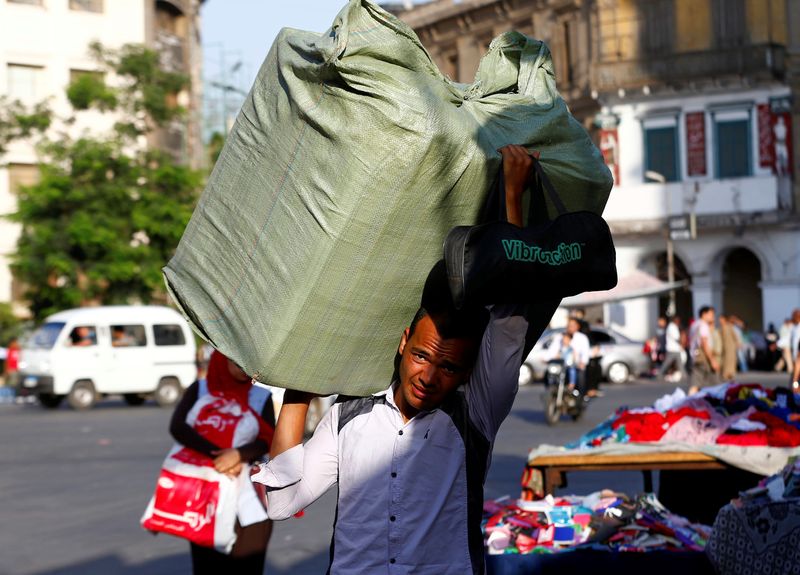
[658,316,686,382]
[688,306,719,394]
[4,338,20,387]
[168,350,275,575]
[719,315,739,381]
[655,316,667,370]
[776,318,794,373]
[730,315,749,373]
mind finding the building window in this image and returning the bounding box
[642,0,674,54]
[8,163,39,195]
[644,120,680,182]
[69,0,103,13]
[712,0,745,47]
[715,111,752,178]
[7,64,44,104]
[69,69,103,83]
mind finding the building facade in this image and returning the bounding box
[391,0,800,341]
[0,0,203,314]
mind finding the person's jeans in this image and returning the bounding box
[566,367,586,394]
[737,348,749,372]
[658,352,686,379]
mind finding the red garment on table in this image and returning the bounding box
[716,412,800,447]
[612,408,711,442]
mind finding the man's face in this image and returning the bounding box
[566,319,580,335]
[793,309,800,324]
[396,315,477,417]
[704,309,716,325]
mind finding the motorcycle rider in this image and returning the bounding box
[545,317,590,393]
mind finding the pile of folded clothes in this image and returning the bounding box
[568,383,800,449]
[483,490,711,556]
[706,460,800,574]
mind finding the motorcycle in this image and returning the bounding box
[542,359,587,425]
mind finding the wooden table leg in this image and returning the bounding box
[642,469,653,493]
[544,467,565,495]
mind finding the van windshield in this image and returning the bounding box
[25,322,66,349]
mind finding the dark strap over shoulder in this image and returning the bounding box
[336,394,388,433]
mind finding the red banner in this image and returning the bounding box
[685,112,706,176]
[758,103,774,169]
[599,128,620,185]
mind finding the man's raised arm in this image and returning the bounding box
[252,391,339,520]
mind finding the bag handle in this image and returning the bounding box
[490,157,568,225]
[531,158,567,217]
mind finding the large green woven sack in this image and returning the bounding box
[164,0,613,395]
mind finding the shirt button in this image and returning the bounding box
[390,558,396,564]
[390,515,396,522]
[391,472,397,478]
[398,430,403,436]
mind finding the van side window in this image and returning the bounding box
[111,325,147,347]
[69,325,97,347]
[153,324,186,346]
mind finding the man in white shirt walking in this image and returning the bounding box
[688,306,719,394]
[658,315,686,382]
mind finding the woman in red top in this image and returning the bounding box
[5,338,20,386]
[169,350,275,575]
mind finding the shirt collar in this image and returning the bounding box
[373,379,400,409]
[374,379,438,417]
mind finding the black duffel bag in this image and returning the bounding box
[444,158,617,309]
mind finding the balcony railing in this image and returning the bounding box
[594,44,786,92]
[603,175,792,235]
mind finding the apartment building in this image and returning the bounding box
[391,0,800,339]
[0,0,203,312]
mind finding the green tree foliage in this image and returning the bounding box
[0,97,51,158]
[7,43,202,320]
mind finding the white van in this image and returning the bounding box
[18,306,197,410]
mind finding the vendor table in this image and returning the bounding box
[522,451,728,499]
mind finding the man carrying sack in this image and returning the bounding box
[252,146,543,574]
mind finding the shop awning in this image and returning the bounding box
[560,269,689,308]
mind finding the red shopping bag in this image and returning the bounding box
[141,447,239,553]
[141,391,258,553]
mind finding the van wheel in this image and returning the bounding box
[38,393,64,409]
[124,393,147,406]
[68,380,97,411]
[155,378,182,407]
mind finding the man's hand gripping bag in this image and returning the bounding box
[163,0,613,396]
[444,158,618,308]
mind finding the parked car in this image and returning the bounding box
[519,326,650,386]
[17,306,196,410]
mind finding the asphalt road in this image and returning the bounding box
[0,371,788,575]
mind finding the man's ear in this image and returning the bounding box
[398,327,410,356]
